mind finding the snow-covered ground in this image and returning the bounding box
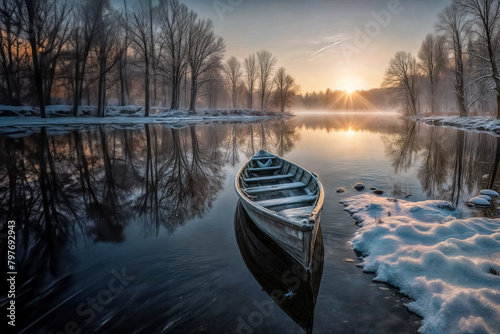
[0,105,291,137]
[342,194,500,334]
[415,116,500,136]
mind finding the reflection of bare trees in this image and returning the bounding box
[0,129,86,318]
[448,131,466,206]
[273,120,301,156]
[383,121,421,173]
[219,120,299,164]
[385,121,500,205]
[0,120,302,274]
[417,128,449,198]
[487,137,500,189]
[137,125,226,235]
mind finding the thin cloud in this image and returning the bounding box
[310,40,344,61]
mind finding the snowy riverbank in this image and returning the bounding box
[414,115,500,136]
[0,105,291,137]
[341,194,500,334]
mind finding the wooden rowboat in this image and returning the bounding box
[235,150,324,269]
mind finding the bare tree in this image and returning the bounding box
[157,0,194,110]
[187,17,225,113]
[69,0,106,116]
[273,67,299,113]
[455,0,500,119]
[257,50,277,111]
[382,51,419,116]
[23,0,71,117]
[223,56,242,108]
[243,53,257,109]
[24,0,45,117]
[118,0,130,106]
[94,7,127,117]
[436,3,471,117]
[127,0,157,117]
[418,33,448,114]
[0,0,27,105]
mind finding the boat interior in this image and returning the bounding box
[240,152,319,221]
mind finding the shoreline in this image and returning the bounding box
[0,107,293,136]
[412,115,500,136]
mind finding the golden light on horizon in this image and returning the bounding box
[345,126,356,137]
[338,77,363,94]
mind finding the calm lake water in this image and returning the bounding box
[1,112,499,334]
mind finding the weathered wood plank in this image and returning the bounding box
[243,173,294,183]
[255,195,316,208]
[252,156,277,161]
[247,166,281,172]
[278,206,314,219]
[244,182,306,194]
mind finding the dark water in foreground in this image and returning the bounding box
[1,112,499,333]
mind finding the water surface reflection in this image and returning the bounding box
[0,113,499,333]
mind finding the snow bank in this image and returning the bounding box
[0,106,290,137]
[415,116,500,136]
[342,194,500,334]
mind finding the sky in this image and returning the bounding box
[119,0,452,93]
[179,0,451,93]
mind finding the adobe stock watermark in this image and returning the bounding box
[47,267,135,334]
[341,0,412,61]
[213,0,243,21]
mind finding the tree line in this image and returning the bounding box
[0,0,299,118]
[384,0,500,119]
[296,88,392,111]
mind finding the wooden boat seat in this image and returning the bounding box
[244,182,306,194]
[252,156,277,161]
[255,195,316,208]
[278,206,314,220]
[243,173,294,183]
[247,166,281,172]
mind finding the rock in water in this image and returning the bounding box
[354,182,365,191]
[480,189,499,197]
[469,197,492,207]
[336,187,346,193]
[374,190,384,195]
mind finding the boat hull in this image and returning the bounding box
[235,151,324,269]
[239,199,322,268]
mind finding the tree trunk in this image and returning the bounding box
[144,58,150,117]
[488,136,500,189]
[119,57,129,106]
[249,82,253,110]
[73,60,87,117]
[97,54,107,117]
[26,0,46,118]
[189,76,197,113]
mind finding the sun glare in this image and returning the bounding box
[345,126,356,137]
[340,78,362,94]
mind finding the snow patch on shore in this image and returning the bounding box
[415,116,500,135]
[342,194,500,334]
[0,106,291,137]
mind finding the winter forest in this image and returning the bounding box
[3,0,500,118]
[0,0,299,118]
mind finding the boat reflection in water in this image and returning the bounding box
[234,202,324,334]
